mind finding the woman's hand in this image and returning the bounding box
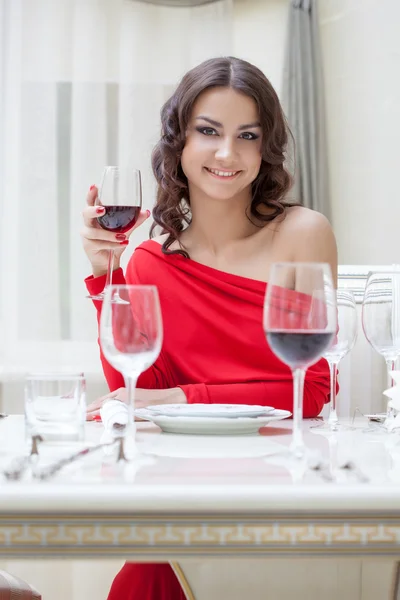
[81,185,150,277]
[86,386,187,421]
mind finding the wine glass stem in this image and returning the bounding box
[328,361,339,428]
[105,250,115,289]
[291,368,305,458]
[126,374,138,435]
[385,359,396,421]
[386,359,396,388]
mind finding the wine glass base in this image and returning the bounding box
[86,293,105,301]
[310,421,354,433]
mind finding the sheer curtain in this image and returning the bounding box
[0,0,233,382]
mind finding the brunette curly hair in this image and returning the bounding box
[150,56,294,257]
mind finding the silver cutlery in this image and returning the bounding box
[309,459,334,482]
[33,439,119,481]
[339,461,369,483]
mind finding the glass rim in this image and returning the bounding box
[26,372,85,381]
[102,166,141,172]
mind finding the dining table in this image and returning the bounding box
[1,414,400,599]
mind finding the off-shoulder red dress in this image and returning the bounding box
[85,239,331,599]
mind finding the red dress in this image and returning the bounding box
[85,239,331,599]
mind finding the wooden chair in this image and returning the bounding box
[334,264,394,419]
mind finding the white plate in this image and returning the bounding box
[146,403,275,419]
[135,408,291,435]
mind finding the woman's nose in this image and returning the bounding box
[215,137,236,161]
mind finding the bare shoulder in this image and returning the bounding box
[280,206,335,243]
[282,205,332,233]
[279,206,337,277]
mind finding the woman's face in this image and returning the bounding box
[181,87,263,202]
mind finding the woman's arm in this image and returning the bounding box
[132,356,329,419]
[89,362,329,419]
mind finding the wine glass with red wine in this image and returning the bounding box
[263,263,337,458]
[87,166,142,301]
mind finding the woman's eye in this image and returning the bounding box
[197,127,217,136]
[240,132,259,140]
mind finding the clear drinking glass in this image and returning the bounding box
[362,270,400,424]
[25,372,86,443]
[87,166,142,301]
[313,289,358,431]
[100,285,163,457]
[263,263,337,458]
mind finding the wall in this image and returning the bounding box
[320,0,400,265]
[233,0,288,95]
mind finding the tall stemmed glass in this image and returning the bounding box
[362,270,400,425]
[313,289,358,431]
[87,166,142,301]
[100,285,163,458]
[263,263,337,458]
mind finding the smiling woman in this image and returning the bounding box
[150,56,295,257]
[82,56,337,599]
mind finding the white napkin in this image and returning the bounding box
[99,399,129,449]
[100,399,129,431]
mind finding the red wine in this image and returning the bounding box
[97,206,141,233]
[267,331,334,368]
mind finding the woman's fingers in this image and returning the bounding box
[86,410,101,421]
[86,185,98,207]
[87,411,145,422]
[86,388,127,421]
[80,225,129,243]
[82,239,130,253]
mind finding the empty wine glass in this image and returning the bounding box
[362,270,400,425]
[313,289,358,431]
[87,166,142,301]
[100,285,163,458]
[263,263,337,458]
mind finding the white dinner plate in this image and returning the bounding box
[146,403,275,419]
[135,408,291,435]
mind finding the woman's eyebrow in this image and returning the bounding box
[195,115,261,130]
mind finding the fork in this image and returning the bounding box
[339,461,369,483]
[309,460,335,482]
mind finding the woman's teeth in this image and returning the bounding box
[207,168,239,177]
